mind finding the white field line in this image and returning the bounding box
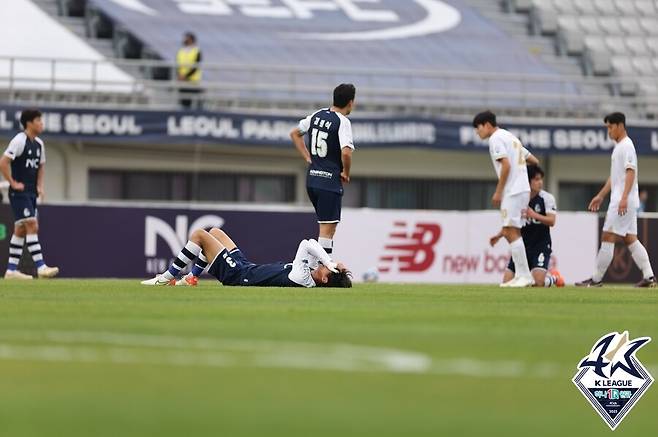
[0,331,655,379]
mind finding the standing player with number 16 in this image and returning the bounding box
[290,84,356,256]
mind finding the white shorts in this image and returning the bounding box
[501,192,530,229]
[603,204,637,236]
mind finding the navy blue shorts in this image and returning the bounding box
[208,248,252,286]
[307,187,342,223]
[9,192,37,223]
[508,244,552,272]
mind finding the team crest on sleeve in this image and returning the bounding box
[573,331,653,430]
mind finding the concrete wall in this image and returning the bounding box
[34,140,658,209]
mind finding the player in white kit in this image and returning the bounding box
[473,111,540,287]
[576,112,656,288]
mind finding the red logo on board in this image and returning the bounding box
[379,222,441,273]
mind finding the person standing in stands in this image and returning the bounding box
[177,32,202,109]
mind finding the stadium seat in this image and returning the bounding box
[597,17,624,35]
[632,57,656,76]
[593,0,618,15]
[625,37,648,57]
[634,0,657,14]
[639,18,658,35]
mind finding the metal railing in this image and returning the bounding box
[1,55,657,118]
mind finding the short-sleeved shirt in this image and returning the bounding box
[298,108,354,194]
[610,136,639,208]
[522,190,557,249]
[488,128,530,196]
[3,132,45,195]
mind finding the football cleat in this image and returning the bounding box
[549,268,565,287]
[141,275,175,286]
[4,270,33,280]
[37,266,60,279]
[507,276,535,288]
[575,278,603,287]
[635,276,657,288]
[176,273,198,286]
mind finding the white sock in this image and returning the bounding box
[628,241,655,280]
[592,242,615,282]
[319,237,333,254]
[544,275,554,287]
[510,238,531,278]
[7,234,24,271]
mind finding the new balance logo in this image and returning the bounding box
[378,222,441,273]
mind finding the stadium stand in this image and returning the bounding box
[0,0,655,117]
[0,0,138,104]
[0,0,658,118]
[506,0,658,103]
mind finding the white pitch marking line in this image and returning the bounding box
[0,331,655,379]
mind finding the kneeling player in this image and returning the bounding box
[490,165,564,287]
[141,227,352,288]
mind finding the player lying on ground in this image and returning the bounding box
[141,227,352,288]
[490,165,564,287]
[576,112,656,288]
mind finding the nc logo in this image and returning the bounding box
[144,214,224,257]
[26,158,40,169]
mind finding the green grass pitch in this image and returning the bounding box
[0,280,656,437]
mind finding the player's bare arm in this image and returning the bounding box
[589,177,611,212]
[290,128,311,164]
[489,229,504,247]
[492,157,510,207]
[0,155,25,192]
[526,153,539,166]
[37,164,45,199]
[341,147,352,183]
[618,168,635,216]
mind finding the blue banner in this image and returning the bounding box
[1,105,657,154]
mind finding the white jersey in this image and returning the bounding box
[288,239,338,288]
[488,128,530,196]
[610,136,639,207]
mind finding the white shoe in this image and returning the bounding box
[4,270,33,280]
[37,266,60,279]
[507,276,535,288]
[141,275,174,286]
[175,273,198,286]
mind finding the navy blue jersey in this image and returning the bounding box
[209,240,334,288]
[241,262,302,287]
[298,108,354,194]
[4,132,45,195]
[522,190,557,248]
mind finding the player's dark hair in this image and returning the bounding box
[527,165,544,181]
[472,110,497,128]
[604,112,625,126]
[323,270,353,288]
[184,32,196,43]
[333,83,356,108]
[20,109,42,129]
